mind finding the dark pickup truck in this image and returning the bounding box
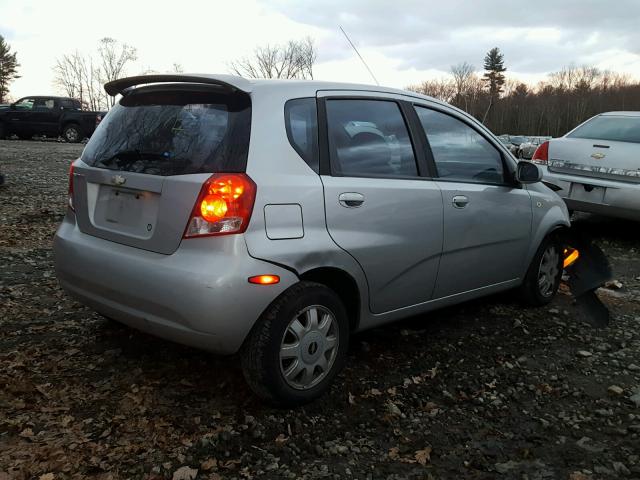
[0,96,105,143]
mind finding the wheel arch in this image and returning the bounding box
[299,266,361,332]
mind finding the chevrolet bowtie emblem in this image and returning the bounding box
[591,152,606,160]
[112,175,126,186]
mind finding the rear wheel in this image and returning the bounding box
[0,123,5,139]
[63,124,83,143]
[241,281,349,407]
[519,235,563,306]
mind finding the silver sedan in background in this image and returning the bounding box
[534,112,640,221]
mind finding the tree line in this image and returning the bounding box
[2,33,640,137]
[407,48,640,137]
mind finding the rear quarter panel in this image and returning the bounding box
[241,85,371,328]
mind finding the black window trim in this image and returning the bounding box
[411,102,520,188]
[317,95,431,181]
[284,97,319,173]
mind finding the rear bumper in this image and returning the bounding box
[542,168,640,221]
[53,215,298,354]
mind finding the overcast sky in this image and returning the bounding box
[2,0,640,99]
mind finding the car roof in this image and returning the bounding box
[106,73,446,107]
[599,111,640,117]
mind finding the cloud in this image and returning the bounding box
[266,0,640,77]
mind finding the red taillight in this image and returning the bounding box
[531,141,549,165]
[183,173,257,238]
[68,163,75,211]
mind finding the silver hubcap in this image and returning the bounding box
[279,305,339,390]
[65,128,79,142]
[538,244,560,297]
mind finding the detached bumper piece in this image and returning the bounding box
[560,230,613,328]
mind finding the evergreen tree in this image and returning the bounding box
[0,35,20,103]
[482,47,506,99]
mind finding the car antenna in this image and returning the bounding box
[339,25,380,86]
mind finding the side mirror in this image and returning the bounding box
[516,160,542,184]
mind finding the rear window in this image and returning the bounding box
[568,115,640,143]
[285,98,318,172]
[82,88,251,176]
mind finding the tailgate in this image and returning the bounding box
[73,165,207,254]
[71,84,251,254]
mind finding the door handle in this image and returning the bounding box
[339,192,365,208]
[452,195,469,208]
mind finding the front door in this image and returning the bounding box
[319,94,444,314]
[6,97,36,137]
[413,105,532,298]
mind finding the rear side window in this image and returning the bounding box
[415,106,505,185]
[568,115,640,143]
[82,88,251,176]
[325,99,418,177]
[285,98,319,172]
[60,99,78,109]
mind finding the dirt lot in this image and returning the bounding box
[1,139,639,480]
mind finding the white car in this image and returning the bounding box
[534,112,640,221]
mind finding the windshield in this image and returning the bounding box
[82,88,251,175]
[568,115,640,144]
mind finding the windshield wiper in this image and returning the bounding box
[94,150,170,170]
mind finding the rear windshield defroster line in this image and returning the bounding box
[82,89,251,176]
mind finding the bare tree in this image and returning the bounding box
[53,38,137,111]
[407,78,456,103]
[229,37,316,79]
[97,37,137,107]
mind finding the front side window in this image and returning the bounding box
[415,107,505,184]
[14,98,35,110]
[325,99,418,177]
[568,115,640,143]
[285,98,319,172]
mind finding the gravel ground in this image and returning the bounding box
[1,139,639,480]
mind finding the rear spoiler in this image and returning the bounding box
[104,74,253,96]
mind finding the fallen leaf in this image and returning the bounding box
[415,447,432,465]
[388,447,400,460]
[19,428,34,438]
[172,466,198,480]
[275,433,288,445]
[39,474,55,480]
[348,392,356,405]
[201,458,217,471]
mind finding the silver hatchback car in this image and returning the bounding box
[54,74,570,405]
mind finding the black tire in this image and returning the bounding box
[519,235,563,306]
[0,123,5,140]
[241,281,350,407]
[63,124,83,143]
[17,133,32,140]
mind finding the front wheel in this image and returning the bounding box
[241,281,349,407]
[63,124,83,143]
[519,236,563,306]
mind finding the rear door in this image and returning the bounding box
[318,93,444,314]
[32,98,60,136]
[72,86,252,254]
[413,104,532,298]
